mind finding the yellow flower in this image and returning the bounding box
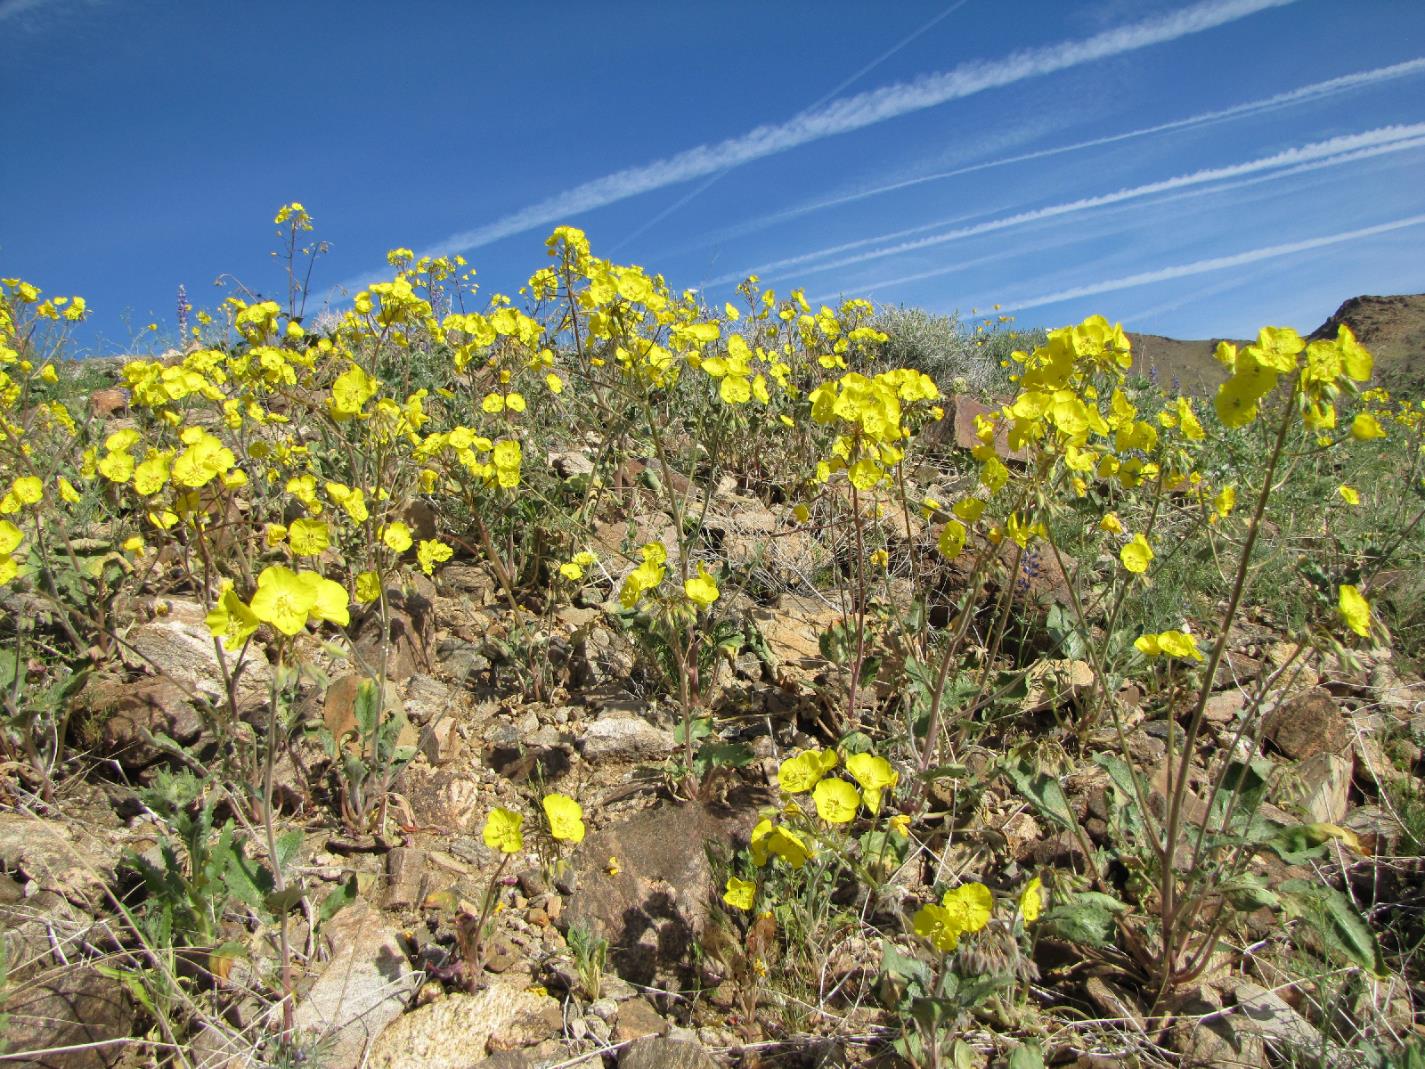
[482,807,524,854]
[8,476,42,508]
[205,587,259,650]
[845,752,899,814]
[171,430,235,488]
[382,522,413,553]
[56,477,81,504]
[355,571,382,604]
[248,566,350,636]
[888,814,911,838]
[1135,630,1203,661]
[542,793,585,844]
[1120,533,1153,574]
[812,778,860,824]
[722,877,756,911]
[949,498,983,524]
[559,561,585,581]
[938,519,966,560]
[749,819,813,869]
[288,518,330,557]
[1019,876,1044,923]
[417,539,453,575]
[912,903,962,952]
[1338,584,1371,638]
[941,882,994,935]
[0,521,22,557]
[778,748,837,794]
[1350,413,1386,441]
[1100,512,1123,534]
[684,562,720,607]
[249,565,316,636]
[329,364,378,419]
[1337,485,1360,506]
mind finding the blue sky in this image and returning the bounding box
[3,0,1423,355]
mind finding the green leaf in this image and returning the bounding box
[353,679,380,738]
[1281,879,1386,977]
[693,741,754,777]
[0,648,17,690]
[265,884,306,916]
[1002,756,1074,830]
[318,874,358,926]
[1007,1040,1045,1069]
[1040,891,1128,948]
[673,717,713,745]
[818,620,854,663]
[1218,871,1281,912]
[275,830,304,873]
[877,940,931,1005]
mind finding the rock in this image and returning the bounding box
[1264,688,1348,761]
[612,997,669,1043]
[435,638,492,684]
[383,848,426,911]
[619,1036,720,1069]
[366,984,561,1069]
[549,449,595,478]
[420,715,463,765]
[564,803,756,986]
[126,599,272,715]
[469,1056,536,1069]
[0,965,135,1069]
[1166,984,1266,1069]
[292,901,417,1069]
[1289,751,1353,824]
[702,496,825,579]
[753,595,841,670]
[88,387,129,419]
[0,813,113,907]
[931,395,1027,462]
[1204,690,1247,724]
[405,673,458,725]
[580,716,677,761]
[76,675,204,771]
[189,1021,251,1069]
[1342,804,1406,856]
[1230,979,1333,1062]
[352,586,434,684]
[1023,659,1094,712]
[401,767,487,835]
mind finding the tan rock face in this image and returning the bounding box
[1264,688,1348,761]
[292,900,417,1069]
[126,598,273,715]
[365,984,560,1069]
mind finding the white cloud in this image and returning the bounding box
[328,0,1296,296]
[711,124,1425,285]
[991,213,1425,313]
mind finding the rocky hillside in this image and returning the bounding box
[1127,292,1425,396]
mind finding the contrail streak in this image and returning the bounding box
[327,0,1295,296]
[992,213,1425,313]
[801,133,1425,300]
[609,0,976,253]
[709,123,1425,284]
[709,56,1425,242]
